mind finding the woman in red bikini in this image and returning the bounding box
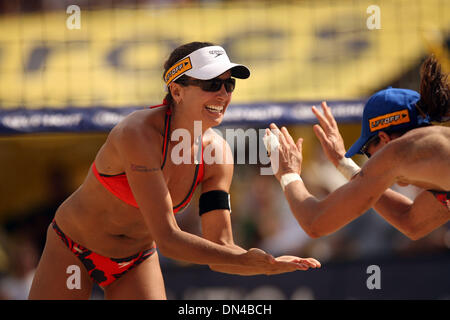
[29,42,320,300]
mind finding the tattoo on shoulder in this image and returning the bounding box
[359,169,365,177]
[130,164,159,173]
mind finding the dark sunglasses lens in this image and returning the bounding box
[202,78,235,92]
[224,78,235,92]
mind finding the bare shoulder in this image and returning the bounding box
[112,109,161,142]
[395,126,450,159]
[95,108,167,172]
[387,126,450,189]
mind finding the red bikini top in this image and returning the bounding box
[92,104,204,214]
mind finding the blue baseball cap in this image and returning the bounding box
[345,87,430,158]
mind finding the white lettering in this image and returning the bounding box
[366,5,381,30]
[66,265,81,290]
[366,264,381,289]
[66,5,81,30]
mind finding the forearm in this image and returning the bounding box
[209,264,268,276]
[157,229,244,266]
[208,244,267,276]
[373,189,449,240]
[283,177,376,238]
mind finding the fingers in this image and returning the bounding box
[296,138,303,153]
[269,123,297,148]
[272,256,321,272]
[313,124,331,152]
[268,123,287,151]
[311,105,330,132]
[299,258,321,268]
[312,102,336,133]
[269,123,279,132]
[321,101,338,129]
[313,124,326,142]
[275,260,309,271]
[280,127,296,147]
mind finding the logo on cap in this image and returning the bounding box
[209,50,224,58]
[369,109,410,132]
[164,57,192,85]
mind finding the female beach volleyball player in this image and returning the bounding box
[29,42,320,300]
[265,56,449,240]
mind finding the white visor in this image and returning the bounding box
[164,46,250,86]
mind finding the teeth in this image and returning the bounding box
[205,105,223,113]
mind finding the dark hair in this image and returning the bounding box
[163,41,215,106]
[416,55,449,122]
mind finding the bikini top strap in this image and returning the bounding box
[161,108,172,169]
[149,100,172,169]
[149,98,169,109]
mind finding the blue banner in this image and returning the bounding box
[0,101,365,134]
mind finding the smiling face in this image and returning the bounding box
[169,70,233,128]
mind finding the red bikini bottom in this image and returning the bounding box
[52,219,156,287]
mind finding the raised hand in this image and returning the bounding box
[311,101,347,167]
[265,123,304,181]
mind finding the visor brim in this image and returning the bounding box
[186,62,250,80]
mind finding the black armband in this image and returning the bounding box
[199,190,231,216]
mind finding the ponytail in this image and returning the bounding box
[417,55,449,122]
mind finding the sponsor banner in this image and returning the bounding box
[0,101,364,134]
[0,0,448,109]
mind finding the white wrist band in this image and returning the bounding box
[263,130,280,156]
[337,157,361,180]
[280,173,302,191]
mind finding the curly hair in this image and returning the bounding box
[416,55,449,122]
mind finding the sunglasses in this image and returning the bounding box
[360,134,380,158]
[177,77,236,93]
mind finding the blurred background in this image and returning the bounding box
[0,0,449,300]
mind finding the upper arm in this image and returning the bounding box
[200,133,235,245]
[403,190,449,240]
[115,123,179,242]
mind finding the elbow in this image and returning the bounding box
[292,199,329,239]
[299,219,326,239]
[407,234,422,241]
[152,228,179,257]
[402,222,424,241]
[404,228,424,241]
[208,264,220,273]
[305,227,326,239]
[307,231,323,239]
[154,238,171,257]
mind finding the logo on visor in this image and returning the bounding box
[209,50,224,58]
[164,57,192,85]
[369,109,410,132]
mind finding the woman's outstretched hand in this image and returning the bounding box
[240,248,321,275]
